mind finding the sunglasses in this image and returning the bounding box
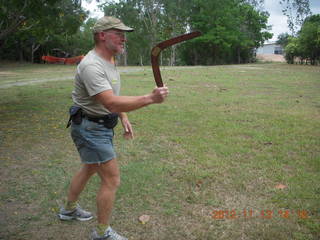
[104,30,126,38]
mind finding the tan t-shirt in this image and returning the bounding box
[72,50,120,116]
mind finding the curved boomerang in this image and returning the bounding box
[151,31,202,87]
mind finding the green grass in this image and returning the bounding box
[0,63,319,240]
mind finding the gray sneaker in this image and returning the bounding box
[90,227,128,240]
[58,204,93,221]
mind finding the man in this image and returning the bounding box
[58,16,169,240]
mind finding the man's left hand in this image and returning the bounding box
[120,113,134,140]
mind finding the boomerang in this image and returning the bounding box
[151,31,202,87]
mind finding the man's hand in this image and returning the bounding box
[148,86,169,104]
[119,113,134,140]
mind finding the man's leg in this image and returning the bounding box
[84,159,127,240]
[59,164,97,221]
[96,158,120,226]
[91,159,128,240]
[67,164,98,202]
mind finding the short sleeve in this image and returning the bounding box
[81,64,112,96]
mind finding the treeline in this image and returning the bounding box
[104,0,272,65]
[0,0,273,65]
[279,14,320,65]
[0,0,93,63]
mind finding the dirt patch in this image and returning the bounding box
[256,54,285,62]
[0,71,17,75]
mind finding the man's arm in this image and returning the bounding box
[93,86,168,113]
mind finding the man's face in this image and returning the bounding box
[103,29,126,55]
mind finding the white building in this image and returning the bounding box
[256,42,284,55]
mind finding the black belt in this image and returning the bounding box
[84,113,119,129]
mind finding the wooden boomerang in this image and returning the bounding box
[151,31,202,87]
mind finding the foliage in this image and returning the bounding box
[284,37,300,64]
[100,0,272,65]
[284,14,320,65]
[0,0,87,62]
[276,32,291,47]
[279,0,311,35]
[298,14,320,64]
[47,17,96,57]
[1,0,313,65]
[184,0,272,65]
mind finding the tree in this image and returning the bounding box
[101,0,190,66]
[160,0,192,65]
[1,0,276,64]
[62,17,96,56]
[0,0,87,62]
[284,36,300,63]
[183,0,272,65]
[0,0,84,42]
[97,0,273,65]
[276,32,291,47]
[283,14,320,65]
[279,0,311,35]
[298,14,320,64]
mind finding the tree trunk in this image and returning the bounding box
[123,45,128,66]
[31,43,41,63]
[193,49,198,65]
[19,50,24,62]
[142,0,161,54]
[237,47,241,64]
[170,45,176,66]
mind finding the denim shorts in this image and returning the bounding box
[71,118,116,164]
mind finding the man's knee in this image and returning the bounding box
[101,175,120,189]
[111,175,121,188]
[97,159,120,189]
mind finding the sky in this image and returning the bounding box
[82,0,104,19]
[264,0,320,41]
[83,0,320,42]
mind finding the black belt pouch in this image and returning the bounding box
[103,113,119,129]
[66,106,82,128]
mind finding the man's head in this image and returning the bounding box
[93,16,134,55]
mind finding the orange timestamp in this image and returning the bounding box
[211,209,314,220]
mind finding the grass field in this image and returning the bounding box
[0,63,319,240]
